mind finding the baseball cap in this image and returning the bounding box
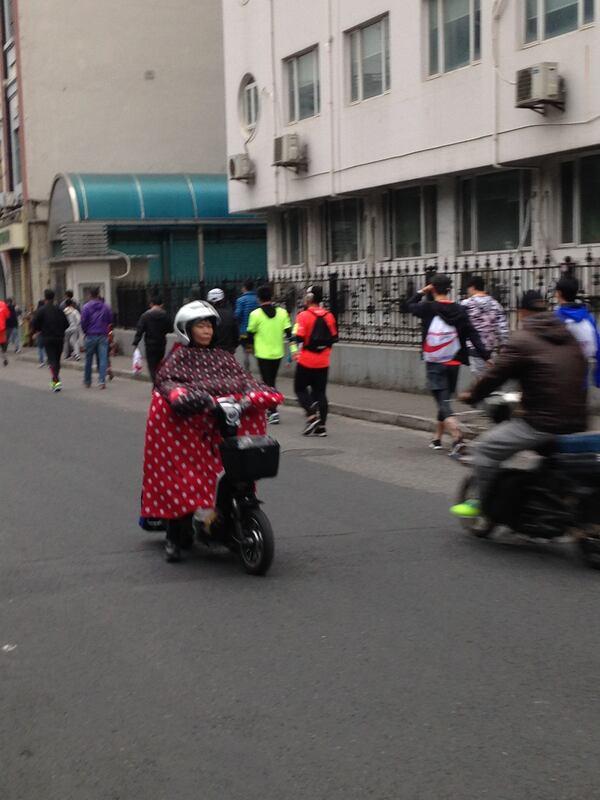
[207,288,225,303]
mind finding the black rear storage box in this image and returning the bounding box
[220,435,280,482]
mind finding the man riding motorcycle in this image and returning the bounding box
[140,300,283,562]
[451,290,588,519]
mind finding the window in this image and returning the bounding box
[385,185,438,258]
[280,208,306,266]
[428,0,481,75]
[524,0,594,43]
[460,171,531,252]
[323,199,365,263]
[560,155,600,244]
[7,91,20,191]
[238,75,259,136]
[286,48,320,123]
[348,16,390,102]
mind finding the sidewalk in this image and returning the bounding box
[16,349,600,433]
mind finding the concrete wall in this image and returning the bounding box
[19,0,227,201]
[224,0,600,213]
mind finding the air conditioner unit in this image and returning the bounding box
[229,153,255,182]
[516,62,564,112]
[273,133,307,169]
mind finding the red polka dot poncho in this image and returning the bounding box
[141,344,283,520]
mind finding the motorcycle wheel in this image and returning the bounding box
[456,475,495,539]
[578,524,600,570]
[238,508,275,576]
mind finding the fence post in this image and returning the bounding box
[329,272,339,319]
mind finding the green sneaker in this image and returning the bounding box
[450,499,481,518]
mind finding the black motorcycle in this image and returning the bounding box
[142,396,279,575]
[455,393,600,569]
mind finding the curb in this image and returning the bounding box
[15,352,433,434]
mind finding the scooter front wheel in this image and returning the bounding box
[238,508,275,576]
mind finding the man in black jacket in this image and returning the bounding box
[408,273,490,455]
[207,288,239,354]
[451,290,587,519]
[132,296,173,385]
[32,289,69,391]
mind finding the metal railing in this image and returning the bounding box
[273,252,600,346]
[115,253,600,346]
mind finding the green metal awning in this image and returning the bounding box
[48,173,258,240]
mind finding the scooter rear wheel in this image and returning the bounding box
[238,508,275,576]
[456,475,495,538]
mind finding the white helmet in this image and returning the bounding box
[207,287,225,303]
[174,301,219,346]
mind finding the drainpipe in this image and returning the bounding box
[269,0,281,208]
[327,0,337,198]
[491,0,509,168]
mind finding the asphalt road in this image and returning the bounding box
[1,362,600,800]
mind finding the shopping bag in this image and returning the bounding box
[132,347,144,375]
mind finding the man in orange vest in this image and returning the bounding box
[292,285,337,437]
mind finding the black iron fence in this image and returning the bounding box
[115,253,600,346]
[115,277,266,330]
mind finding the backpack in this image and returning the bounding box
[305,312,336,353]
[563,317,597,359]
[423,315,460,363]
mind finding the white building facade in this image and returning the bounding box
[223,0,600,278]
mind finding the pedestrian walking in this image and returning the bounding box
[234,279,258,370]
[555,275,600,388]
[31,289,69,391]
[407,274,490,456]
[5,298,21,353]
[132,295,173,385]
[461,276,509,376]
[62,299,81,360]
[292,286,338,437]
[81,286,112,389]
[246,285,292,424]
[0,297,10,366]
[33,300,46,366]
[59,290,80,312]
[207,287,239,353]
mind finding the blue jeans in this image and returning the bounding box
[7,327,20,350]
[37,337,46,364]
[84,335,108,385]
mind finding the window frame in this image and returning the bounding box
[459,170,532,254]
[347,14,391,104]
[523,0,595,45]
[383,184,439,259]
[279,207,307,267]
[2,0,14,47]
[427,0,482,77]
[321,198,365,264]
[559,152,600,246]
[238,75,260,138]
[285,46,320,124]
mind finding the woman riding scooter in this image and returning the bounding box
[141,300,283,562]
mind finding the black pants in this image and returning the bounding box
[166,515,194,548]
[294,364,329,424]
[44,337,64,383]
[146,346,166,385]
[257,357,281,390]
